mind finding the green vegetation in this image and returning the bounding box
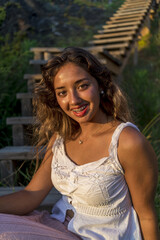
[0,32,37,147]
[122,12,160,225]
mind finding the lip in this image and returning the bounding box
[71,104,88,117]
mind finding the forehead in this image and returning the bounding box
[53,63,93,87]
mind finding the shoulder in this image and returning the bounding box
[117,125,158,172]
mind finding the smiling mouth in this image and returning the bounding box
[72,104,88,117]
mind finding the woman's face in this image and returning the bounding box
[53,62,104,124]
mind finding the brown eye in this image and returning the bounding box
[57,91,67,97]
[78,84,89,90]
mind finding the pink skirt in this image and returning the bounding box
[0,210,81,240]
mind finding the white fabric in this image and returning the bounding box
[50,122,142,240]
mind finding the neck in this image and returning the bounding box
[79,114,113,137]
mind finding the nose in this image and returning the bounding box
[69,89,81,105]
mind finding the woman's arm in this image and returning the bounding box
[118,127,159,240]
[0,135,56,215]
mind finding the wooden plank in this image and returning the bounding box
[120,1,151,8]
[125,0,151,3]
[117,7,149,14]
[106,16,143,24]
[29,59,47,65]
[108,50,126,56]
[0,160,14,185]
[120,4,150,9]
[24,74,42,80]
[16,93,33,99]
[101,43,129,49]
[102,21,141,29]
[118,7,148,12]
[93,31,136,39]
[12,124,24,146]
[6,117,34,125]
[0,146,44,160]
[90,36,133,45]
[98,26,138,34]
[114,10,147,17]
[110,12,146,20]
[30,47,64,53]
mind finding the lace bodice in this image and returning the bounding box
[50,122,142,240]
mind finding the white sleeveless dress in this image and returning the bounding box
[50,122,142,240]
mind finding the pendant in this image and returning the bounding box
[79,140,83,144]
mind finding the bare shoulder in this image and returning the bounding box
[118,125,158,172]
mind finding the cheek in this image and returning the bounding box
[56,97,68,110]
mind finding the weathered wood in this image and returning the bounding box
[17,93,33,99]
[7,117,34,125]
[110,12,146,20]
[102,21,141,29]
[12,124,24,146]
[106,16,143,24]
[109,49,126,57]
[30,47,64,53]
[44,52,52,60]
[0,160,14,185]
[93,31,136,39]
[0,146,44,160]
[120,4,150,10]
[21,98,32,116]
[90,36,132,45]
[29,59,47,65]
[33,51,42,60]
[98,25,138,34]
[24,74,42,80]
[114,10,147,17]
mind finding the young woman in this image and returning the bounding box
[0,47,159,240]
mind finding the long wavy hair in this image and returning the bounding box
[33,47,132,149]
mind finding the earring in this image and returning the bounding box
[100,90,104,95]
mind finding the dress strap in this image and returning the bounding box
[108,122,140,174]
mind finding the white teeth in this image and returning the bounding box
[73,105,86,112]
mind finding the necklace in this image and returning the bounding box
[78,122,111,144]
[79,139,83,144]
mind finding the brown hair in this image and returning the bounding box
[33,47,132,148]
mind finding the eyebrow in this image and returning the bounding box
[54,78,89,90]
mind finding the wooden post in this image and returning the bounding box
[21,98,32,116]
[0,160,14,186]
[44,52,52,60]
[12,124,24,146]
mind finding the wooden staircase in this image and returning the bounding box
[0,0,159,206]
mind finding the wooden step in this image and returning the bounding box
[24,74,42,80]
[93,31,136,39]
[0,146,44,160]
[110,12,146,20]
[102,21,141,29]
[108,50,126,57]
[120,4,150,9]
[16,93,33,99]
[29,59,46,65]
[106,16,143,24]
[16,93,33,117]
[120,3,151,9]
[90,36,133,45]
[98,25,138,34]
[125,0,151,3]
[0,187,61,207]
[6,117,34,125]
[23,74,42,91]
[114,9,147,17]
